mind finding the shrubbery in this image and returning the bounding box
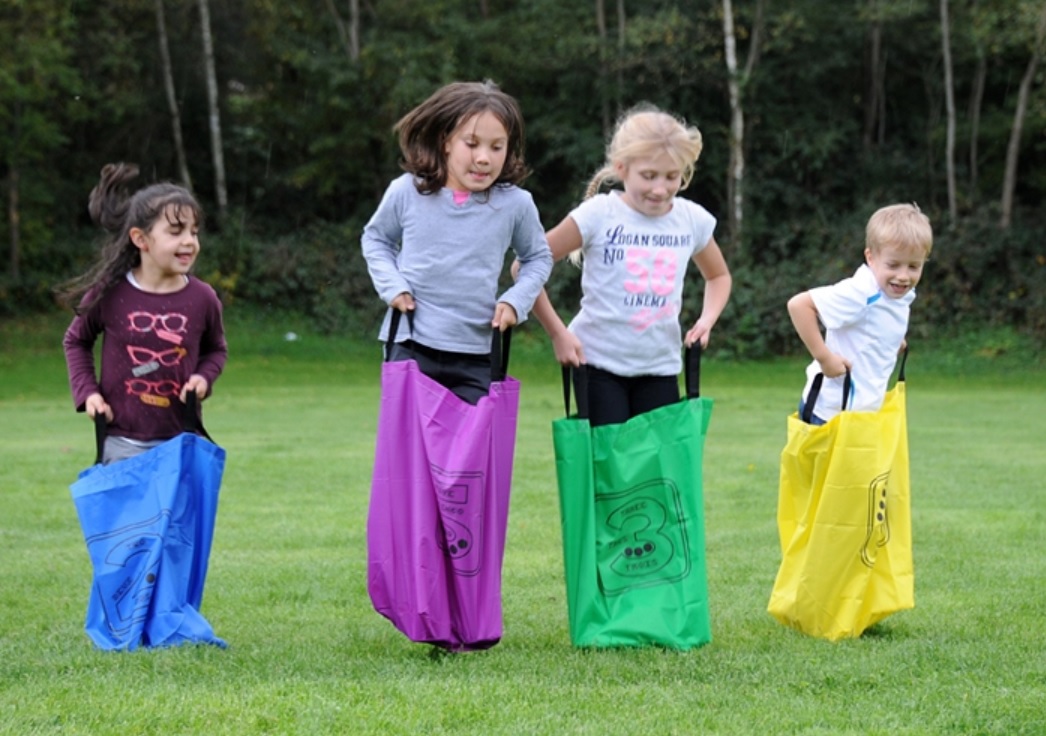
[16,206,1043,362]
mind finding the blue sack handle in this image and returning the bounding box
[92,390,212,465]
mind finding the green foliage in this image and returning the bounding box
[2,0,1046,353]
[198,216,385,338]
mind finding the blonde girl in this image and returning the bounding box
[529,105,731,426]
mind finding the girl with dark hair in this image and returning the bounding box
[60,163,227,463]
[362,80,552,403]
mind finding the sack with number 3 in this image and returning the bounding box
[552,348,712,650]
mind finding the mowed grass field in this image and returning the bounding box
[1,311,1044,735]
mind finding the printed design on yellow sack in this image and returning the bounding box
[85,511,168,637]
[431,464,484,577]
[595,478,691,595]
[862,471,891,567]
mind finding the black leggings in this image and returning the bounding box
[582,365,679,427]
[387,340,491,405]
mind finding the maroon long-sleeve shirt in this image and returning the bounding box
[63,275,227,442]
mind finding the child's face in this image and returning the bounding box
[443,111,509,193]
[865,243,925,299]
[132,205,200,284]
[616,151,683,217]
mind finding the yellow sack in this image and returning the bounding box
[768,366,914,640]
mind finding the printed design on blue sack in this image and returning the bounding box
[861,472,891,567]
[431,464,484,577]
[595,478,691,595]
[84,511,168,636]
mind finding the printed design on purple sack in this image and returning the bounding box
[431,464,484,577]
[84,511,169,637]
[861,472,891,567]
[595,478,691,595]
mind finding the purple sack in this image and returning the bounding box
[367,322,519,651]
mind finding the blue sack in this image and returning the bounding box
[70,395,226,650]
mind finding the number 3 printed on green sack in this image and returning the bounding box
[553,348,713,650]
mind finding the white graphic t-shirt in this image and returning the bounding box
[567,191,716,377]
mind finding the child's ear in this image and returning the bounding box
[864,247,874,264]
[129,227,148,251]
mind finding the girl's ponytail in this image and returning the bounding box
[88,163,139,233]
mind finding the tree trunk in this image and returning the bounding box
[616,0,625,114]
[595,0,610,135]
[324,0,360,60]
[722,0,744,253]
[1000,3,1046,229]
[863,0,888,149]
[155,0,192,190]
[197,0,228,224]
[349,0,360,60]
[968,48,986,203]
[7,91,21,280]
[863,13,881,149]
[940,0,956,223]
[7,166,19,280]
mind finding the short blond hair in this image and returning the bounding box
[866,203,933,258]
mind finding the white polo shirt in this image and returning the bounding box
[802,264,915,421]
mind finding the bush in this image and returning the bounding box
[199,216,386,339]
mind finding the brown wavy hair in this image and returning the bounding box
[394,80,530,196]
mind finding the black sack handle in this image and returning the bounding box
[562,344,702,419]
[801,370,851,424]
[385,307,511,382]
[92,390,212,465]
[800,346,908,424]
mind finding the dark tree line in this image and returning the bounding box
[2,0,1044,355]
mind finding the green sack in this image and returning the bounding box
[552,349,713,650]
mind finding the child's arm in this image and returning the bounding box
[685,236,732,348]
[182,288,228,402]
[787,291,851,377]
[62,313,110,419]
[361,180,413,307]
[526,216,585,367]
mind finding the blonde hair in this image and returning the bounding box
[866,203,934,259]
[569,105,704,265]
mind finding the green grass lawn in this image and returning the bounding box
[1,311,1044,735]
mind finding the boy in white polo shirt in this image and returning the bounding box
[788,203,933,425]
